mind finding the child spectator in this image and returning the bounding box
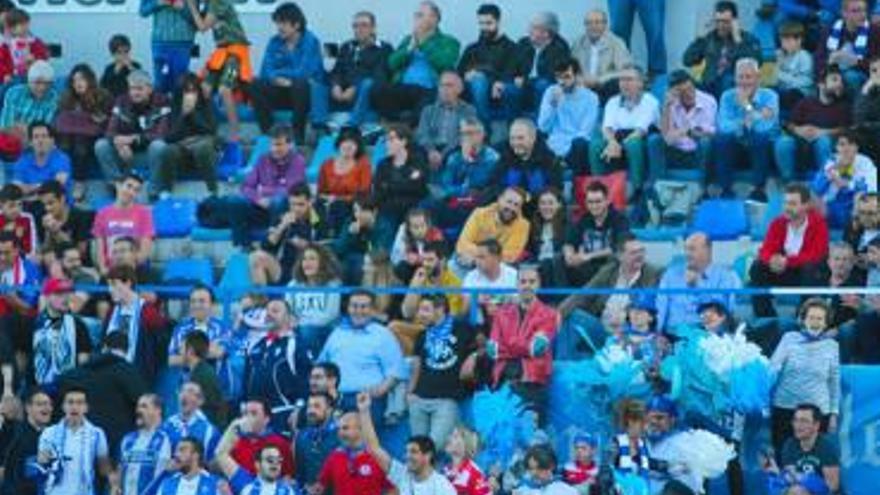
[100,34,142,99]
[390,208,444,282]
[776,21,815,113]
[0,184,37,258]
[0,9,48,86]
[562,435,599,494]
[185,0,251,140]
[811,131,878,229]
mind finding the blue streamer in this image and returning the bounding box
[471,386,535,471]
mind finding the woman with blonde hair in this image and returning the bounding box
[444,425,491,495]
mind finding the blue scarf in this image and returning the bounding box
[799,328,829,343]
[108,297,144,364]
[827,19,870,57]
[245,477,297,495]
[33,312,78,386]
[425,316,453,347]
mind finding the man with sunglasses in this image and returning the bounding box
[218,418,295,495]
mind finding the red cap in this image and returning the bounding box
[42,278,73,295]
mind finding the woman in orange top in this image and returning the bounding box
[317,127,372,234]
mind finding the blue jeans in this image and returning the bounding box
[152,42,192,94]
[220,195,287,246]
[647,134,711,183]
[608,0,667,75]
[523,77,554,117]
[349,78,378,125]
[309,79,330,125]
[408,397,460,449]
[466,72,521,126]
[773,133,833,181]
[94,137,167,194]
[711,132,775,191]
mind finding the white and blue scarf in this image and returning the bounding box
[242,477,297,495]
[826,19,870,58]
[43,419,102,494]
[108,298,144,363]
[616,433,651,474]
[33,312,78,386]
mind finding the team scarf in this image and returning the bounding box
[159,470,217,495]
[33,312,78,386]
[826,19,870,58]
[108,297,145,364]
[800,327,831,343]
[45,419,102,493]
[121,428,170,495]
[616,433,651,474]
[0,254,25,285]
[243,476,297,495]
[424,316,454,361]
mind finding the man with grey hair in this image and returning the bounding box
[0,60,59,154]
[513,11,570,116]
[94,70,170,199]
[370,1,460,123]
[415,70,476,170]
[571,9,633,101]
[711,57,779,202]
[590,63,659,193]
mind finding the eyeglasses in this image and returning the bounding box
[263,456,283,465]
[352,22,371,28]
[350,303,371,309]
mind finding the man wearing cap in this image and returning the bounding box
[32,278,91,389]
[94,69,170,197]
[0,60,58,153]
[644,395,704,495]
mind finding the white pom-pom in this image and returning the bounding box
[654,429,736,481]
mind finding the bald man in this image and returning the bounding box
[655,232,741,331]
[316,412,392,495]
[497,118,564,198]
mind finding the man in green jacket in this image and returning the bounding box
[370,1,459,123]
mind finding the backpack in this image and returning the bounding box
[647,180,703,226]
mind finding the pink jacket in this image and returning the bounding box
[490,300,559,386]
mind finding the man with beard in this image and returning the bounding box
[644,395,703,495]
[217,421,295,495]
[244,299,311,432]
[317,411,392,495]
[36,180,92,266]
[293,393,339,491]
[0,388,52,495]
[31,278,91,389]
[775,64,852,181]
[456,187,530,268]
[537,58,600,177]
[497,119,564,198]
[458,3,518,127]
[55,242,99,316]
[156,437,222,494]
[116,394,172,495]
[358,392,456,495]
[408,295,475,448]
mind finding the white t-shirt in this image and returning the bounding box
[462,263,518,292]
[388,460,456,495]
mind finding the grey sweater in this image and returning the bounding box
[770,331,840,414]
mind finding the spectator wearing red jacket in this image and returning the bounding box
[229,397,295,478]
[750,183,830,318]
[0,9,48,85]
[487,265,559,425]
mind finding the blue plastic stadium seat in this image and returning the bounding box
[163,257,213,286]
[218,252,252,291]
[191,226,233,242]
[691,199,748,240]
[308,134,337,184]
[217,141,244,180]
[153,198,197,238]
[750,190,783,240]
[631,226,687,242]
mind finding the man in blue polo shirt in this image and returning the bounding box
[118,394,173,495]
[12,121,71,200]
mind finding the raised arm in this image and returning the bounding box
[356,392,391,473]
[215,418,246,479]
[185,0,215,32]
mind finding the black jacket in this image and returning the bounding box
[0,420,40,495]
[57,352,148,459]
[330,38,393,88]
[373,156,429,223]
[496,138,564,197]
[458,33,518,81]
[166,93,217,143]
[513,34,571,80]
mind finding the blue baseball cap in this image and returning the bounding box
[572,433,598,447]
[646,395,678,418]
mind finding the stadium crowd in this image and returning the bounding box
[1,0,880,494]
